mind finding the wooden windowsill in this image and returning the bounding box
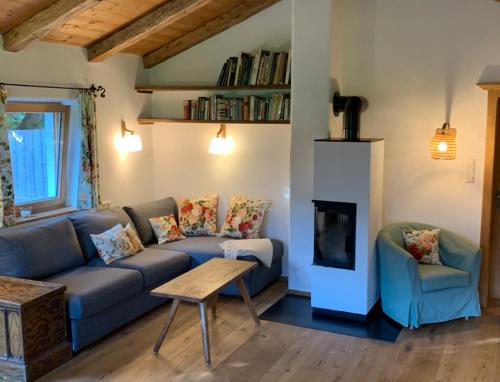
[15,206,78,225]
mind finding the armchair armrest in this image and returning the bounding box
[439,230,482,286]
[377,232,421,298]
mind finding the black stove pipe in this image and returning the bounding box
[332,92,365,141]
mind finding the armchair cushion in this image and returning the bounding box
[418,264,470,293]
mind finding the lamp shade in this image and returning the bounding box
[122,133,143,152]
[208,136,234,155]
[430,123,456,160]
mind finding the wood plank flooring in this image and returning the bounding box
[39,280,500,382]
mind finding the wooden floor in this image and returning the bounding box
[40,280,500,382]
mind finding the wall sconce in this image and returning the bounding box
[208,124,235,155]
[430,122,456,160]
[116,120,142,152]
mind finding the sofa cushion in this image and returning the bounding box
[0,218,85,279]
[123,197,177,245]
[87,248,190,288]
[69,208,135,260]
[150,236,284,268]
[418,264,470,293]
[44,266,143,319]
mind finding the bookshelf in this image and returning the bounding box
[136,85,291,125]
[135,84,291,93]
[138,118,290,125]
[136,50,292,125]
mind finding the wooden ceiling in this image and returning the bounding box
[0,0,280,68]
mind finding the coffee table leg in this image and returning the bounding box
[211,294,218,319]
[236,278,260,326]
[153,298,180,354]
[199,302,211,366]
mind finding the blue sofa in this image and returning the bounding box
[0,197,283,351]
[377,223,481,328]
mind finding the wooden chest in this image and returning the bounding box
[0,276,72,381]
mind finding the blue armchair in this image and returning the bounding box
[377,223,481,328]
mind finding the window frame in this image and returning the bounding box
[5,102,71,214]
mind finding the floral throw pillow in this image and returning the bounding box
[177,195,218,236]
[124,223,144,254]
[402,228,442,265]
[90,224,136,265]
[219,196,272,239]
[149,214,186,244]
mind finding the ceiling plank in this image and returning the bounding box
[87,0,212,62]
[2,0,100,52]
[143,0,281,68]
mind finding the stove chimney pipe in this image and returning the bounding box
[333,92,366,141]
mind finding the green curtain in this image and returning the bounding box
[77,90,101,209]
[0,87,15,227]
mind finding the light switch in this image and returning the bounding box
[464,158,475,183]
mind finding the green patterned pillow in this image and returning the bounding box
[402,228,441,265]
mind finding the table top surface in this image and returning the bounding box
[151,258,258,303]
[0,276,65,309]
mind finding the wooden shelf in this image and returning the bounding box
[477,83,500,91]
[138,118,290,125]
[135,84,291,93]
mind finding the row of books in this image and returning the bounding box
[216,50,291,87]
[183,94,290,121]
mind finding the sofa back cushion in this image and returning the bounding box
[0,218,85,279]
[69,208,135,260]
[123,197,177,245]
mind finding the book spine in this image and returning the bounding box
[257,52,268,85]
[250,52,260,86]
[285,48,292,84]
[243,96,249,121]
[222,59,231,86]
[217,62,226,86]
[191,100,198,120]
[228,57,238,86]
[234,56,241,86]
[283,96,290,120]
[183,100,190,120]
[267,53,279,85]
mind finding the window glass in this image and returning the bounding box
[6,111,64,204]
[4,103,70,213]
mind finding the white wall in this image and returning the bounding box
[148,0,292,274]
[0,40,153,206]
[334,0,499,244]
[288,0,332,291]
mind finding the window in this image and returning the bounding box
[5,103,70,213]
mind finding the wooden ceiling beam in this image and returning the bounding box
[143,0,281,69]
[87,0,212,62]
[2,0,100,52]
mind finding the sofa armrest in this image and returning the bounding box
[439,230,482,286]
[377,232,421,298]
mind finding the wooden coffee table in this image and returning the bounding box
[150,258,260,366]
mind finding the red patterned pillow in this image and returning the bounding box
[402,228,441,265]
[177,195,218,236]
[149,214,185,244]
[219,196,271,239]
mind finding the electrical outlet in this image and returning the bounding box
[464,158,475,183]
[101,200,111,209]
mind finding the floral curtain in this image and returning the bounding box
[0,86,15,227]
[77,90,101,209]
